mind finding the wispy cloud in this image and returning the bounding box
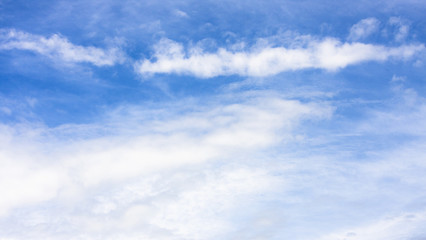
[0,29,125,66]
[173,9,189,18]
[318,212,426,240]
[2,87,426,239]
[135,37,424,78]
[389,17,410,42]
[347,18,380,41]
[356,79,426,136]
[0,93,332,217]
[0,92,335,239]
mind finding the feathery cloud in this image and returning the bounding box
[0,94,332,217]
[389,17,410,42]
[347,18,380,41]
[0,29,124,66]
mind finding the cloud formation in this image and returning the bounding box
[0,94,332,217]
[3,85,426,239]
[0,29,124,66]
[347,18,380,41]
[389,17,410,42]
[2,1,426,239]
[2,80,426,239]
[135,38,424,78]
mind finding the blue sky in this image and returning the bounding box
[1,0,426,239]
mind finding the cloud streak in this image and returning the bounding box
[0,29,124,66]
[135,38,424,78]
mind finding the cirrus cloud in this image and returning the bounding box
[347,18,380,41]
[0,29,125,66]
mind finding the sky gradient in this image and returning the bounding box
[1,0,426,239]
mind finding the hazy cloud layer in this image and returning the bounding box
[2,87,426,239]
[319,212,426,240]
[0,94,332,217]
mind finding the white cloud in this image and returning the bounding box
[0,93,332,218]
[0,93,335,239]
[53,165,285,240]
[0,124,66,216]
[391,74,406,82]
[147,167,282,239]
[347,18,380,41]
[61,96,330,186]
[389,17,410,42]
[173,9,189,18]
[2,89,426,239]
[0,29,124,66]
[0,159,64,216]
[135,37,424,78]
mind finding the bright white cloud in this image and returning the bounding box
[135,38,424,78]
[0,93,332,218]
[0,29,124,66]
[0,93,334,239]
[0,124,65,216]
[347,18,380,41]
[61,96,330,186]
[2,89,426,239]
[148,167,282,239]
